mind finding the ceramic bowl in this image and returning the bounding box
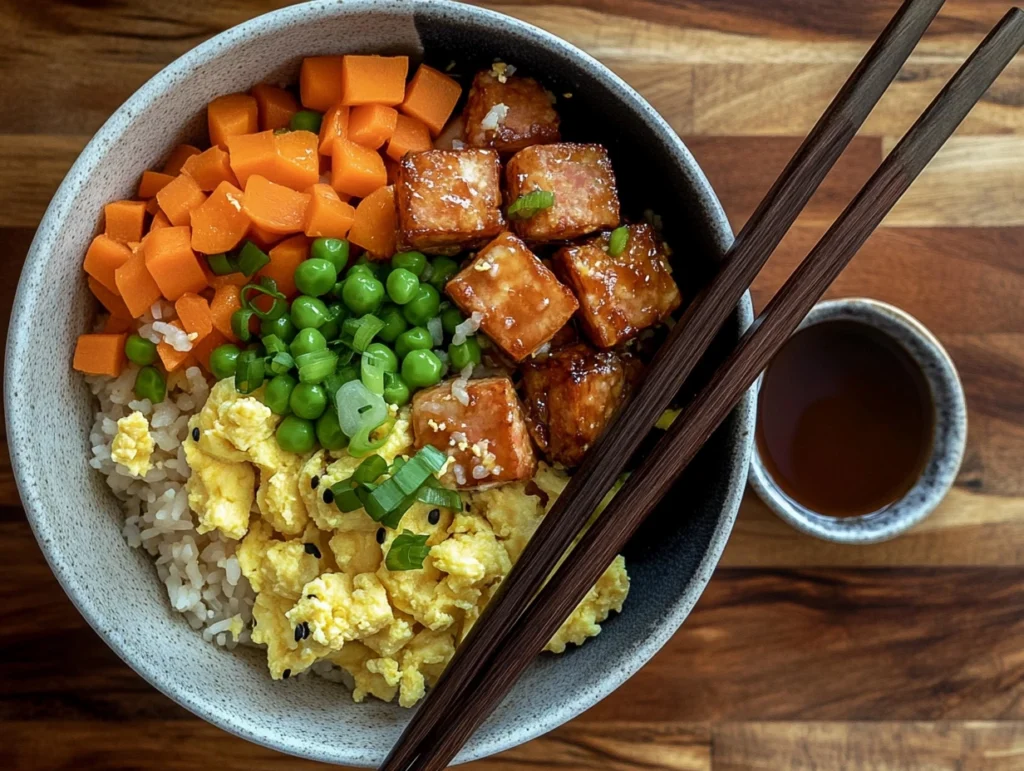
[6,1,755,765]
[749,298,967,544]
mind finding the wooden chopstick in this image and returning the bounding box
[401,8,1024,769]
[380,1,943,768]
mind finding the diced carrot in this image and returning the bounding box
[208,93,259,149]
[138,170,175,199]
[331,140,387,198]
[304,183,356,239]
[191,328,228,374]
[156,173,207,227]
[163,144,202,175]
[248,224,286,251]
[190,181,250,254]
[251,83,299,131]
[300,56,344,112]
[400,64,462,136]
[73,333,127,377]
[145,198,161,215]
[181,146,239,191]
[102,314,135,335]
[385,114,433,161]
[156,321,197,372]
[150,210,172,232]
[143,226,208,301]
[175,292,214,342]
[104,200,147,244]
[340,55,409,106]
[242,175,310,235]
[83,234,132,294]
[348,185,397,259]
[114,250,163,318]
[88,276,132,320]
[273,130,320,190]
[348,104,398,150]
[226,130,277,188]
[210,284,242,341]
[257,235,309,297]
[319,104,350,156]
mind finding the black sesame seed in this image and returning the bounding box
[282,669,291,679]
[294,625,304,642]
[307,594,318,600]
[191,427,200,441]
[310,475,320,490]
[304,542,322,559]
[428,508,441,525]
[376,528,386,544]
[302,621,311,640]
[322,488,335,505]
[465,503,471,511]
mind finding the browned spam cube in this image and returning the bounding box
[554,223,682,348]
[395,149,505,255]
[446,231,578,362]
[412,376,537,488]
[505,143,620,243]
[520,344,637,468]
[463,70,561,154]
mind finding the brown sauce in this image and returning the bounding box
[756,320,933,517]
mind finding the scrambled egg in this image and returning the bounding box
[111,411,155,477]
[183,380,631,705]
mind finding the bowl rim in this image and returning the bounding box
[6,0,755,764]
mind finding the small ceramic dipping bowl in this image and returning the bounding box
[749,298,967,544]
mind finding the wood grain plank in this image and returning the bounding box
[0,136,87,228]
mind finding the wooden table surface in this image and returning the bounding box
[3,1,1024,768]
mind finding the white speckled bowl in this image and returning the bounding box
[6,1,755,766]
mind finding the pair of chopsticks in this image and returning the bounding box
[384,2,1024,768]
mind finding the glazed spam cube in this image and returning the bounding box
[395,149,505,254]
[505,143,619,243]
[520,344,636,467]
[463,70,561,154]
[446,231,578,362]
[412,376,537,488]
[554,222,682,348]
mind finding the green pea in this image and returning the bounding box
[395,326,434,360]
[124,334,158,366]
[342,273,385,315]
[261,314,297,344]
[401,349,443,388]
[383,374,411,407]
[347,264,376,279]
[316,409,349,451]
[294,258,338,297]
[365,342,399,373]
[429,257,459,290]
[289,110,323,133]
[209,344,241,380]
[386,268,420,305]
[264,373,297,416]
[335,365,360,386]
[134,366,166,404]
[440,307,465,337]
[371,304,404,344]
[291,296,330,330]
[319,303,346,341]
[449,337,482,370]
[391,251,427,277]
[289,382,327,420]
[290,328,327,358]
[276,415,316,453]
[402,284,441,326]
[311,238,350,273]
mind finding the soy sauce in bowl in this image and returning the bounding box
[756,319,934,518]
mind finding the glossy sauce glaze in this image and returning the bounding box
[756,320,934,517]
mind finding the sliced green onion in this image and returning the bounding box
[385,530,431,571]
[231,308,255,342]
[332,485,363,513]
[360,348,388,395]
[348,416,396,457]
[363,479,407,521]
[389,457,407,475]
[234,350,265,394]
[507,190,555,220]
[417,445,448,473]
[415,485,463,510]
[238,241,270,277]
[207,253,238,276]
[335,380,387,437]
[262,334,287,355]
[391,457,433,496]
[296,349,338,384]
[380,493,418,529]
[267,352,294,375]
[608,225,630,257]
[353,455,388,485]
[241,280,288,321]
[341,314,386,352]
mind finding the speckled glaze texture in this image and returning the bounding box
[749,298,967,544]
[6,1,755,766]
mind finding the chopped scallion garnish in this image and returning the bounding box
[608,225,630,257]
[415,485,463,511]
[353,455,388,485]
[508,190,555,220]
[207,253,238,276]
[385,530,431,571]
[237,241,270,277]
